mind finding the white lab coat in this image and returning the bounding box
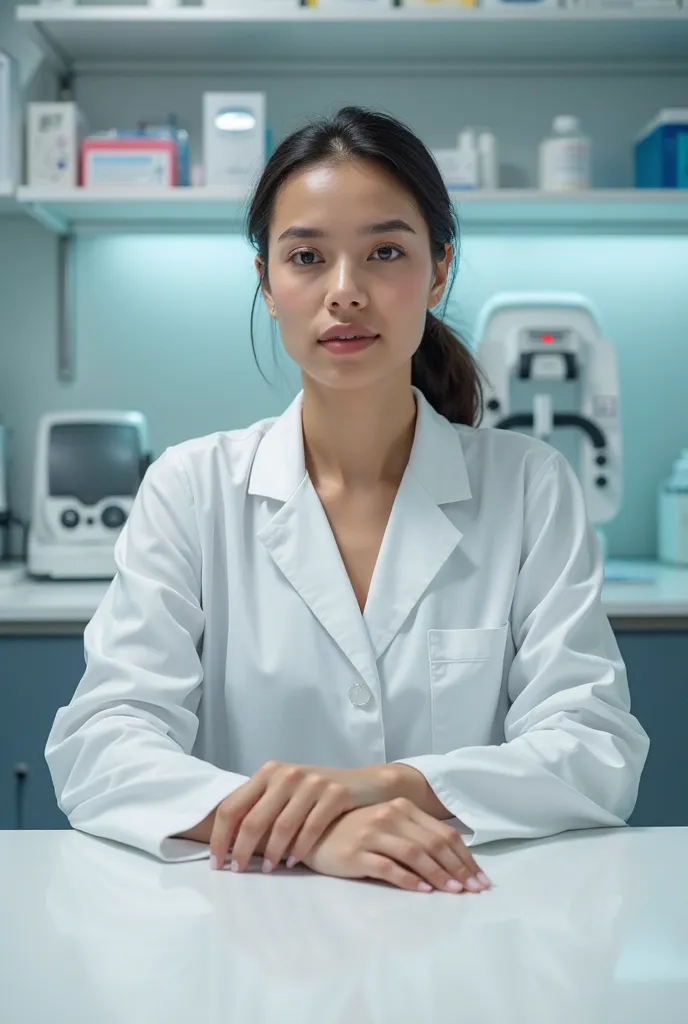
[45,387,649,863]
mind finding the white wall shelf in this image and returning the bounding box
[16,6,688,73]
[17,186,251,235]
[14,187,688,236]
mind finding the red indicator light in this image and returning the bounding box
[541,333,555,344]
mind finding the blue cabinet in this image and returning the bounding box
[0,636,84,830]
[1,628,686,830]
[617,632,688,828]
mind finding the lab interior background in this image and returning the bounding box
[1,6,687,555]
[1,2,688,835]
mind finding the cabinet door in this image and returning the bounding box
[0,636,85,830]
[616,631,688,828]
[1,630,685,830]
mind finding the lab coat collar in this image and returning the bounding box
[250,388,472,686]
[248,386,472,506]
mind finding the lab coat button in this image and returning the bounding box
[348,682,372,707]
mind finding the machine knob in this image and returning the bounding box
[487,398,501,412]
[595,476,608,488]
[61,509,79,529]
[101,505,127,530]
[596,454,607,467]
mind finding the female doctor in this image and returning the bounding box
[46,106,649,896]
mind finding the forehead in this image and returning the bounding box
[269,159,423,238]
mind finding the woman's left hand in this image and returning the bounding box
[209,761,399,874]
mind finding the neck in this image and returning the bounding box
[301,370,417,491]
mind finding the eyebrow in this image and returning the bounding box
[277,219,417,242]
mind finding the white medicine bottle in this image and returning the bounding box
[658,449,688,566]
[539,115,590,192]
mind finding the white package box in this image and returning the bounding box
[0,52,20,191]
[432,147,479,190]
[27,102,82,188]
[203,92,266,193]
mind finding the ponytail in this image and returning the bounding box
[412,311,484,426]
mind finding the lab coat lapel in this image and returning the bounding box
[250,392,380,691]
[362,389,472,660]
[249,388,472,677]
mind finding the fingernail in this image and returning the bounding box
[465,877,482,893]
[262,859,273,874]
[444,879,463,893]
[286,856,297,869]
[230,860,240,873]
[209,854,218,871]
[417,882,433,893]
[476,871,492,889]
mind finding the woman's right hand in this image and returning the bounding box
[302,797,491,894]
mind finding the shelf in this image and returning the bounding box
[17,186,250,234]
[451,189,688,232]
[14,187,688,236]
[16,6,688,72]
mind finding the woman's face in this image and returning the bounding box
[257,158,452,392]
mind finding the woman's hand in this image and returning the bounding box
[303,797,492,894]
[209,760,399,873]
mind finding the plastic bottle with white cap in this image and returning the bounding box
[477,130,498,190]
[456,128,479,189]
[538,115,590,192]
[658,449,688,566]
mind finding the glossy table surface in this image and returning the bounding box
[1,826,687,1024]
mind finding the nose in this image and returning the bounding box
[325,258,368,312]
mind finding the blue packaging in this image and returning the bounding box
[634,110,688,189]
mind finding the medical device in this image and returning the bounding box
[203,92,267,193]
[28,411,152,580]
[475,293,622,529]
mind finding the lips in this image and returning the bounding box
[318,324,379,342]
[318,336,379,355]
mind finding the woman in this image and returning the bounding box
[46,106,649,896]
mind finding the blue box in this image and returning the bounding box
[635,110,688,189]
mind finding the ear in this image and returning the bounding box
[255,256,276,316]
[428,242,452,309]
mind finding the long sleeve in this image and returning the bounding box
[396,450,650,847]
[45,448,248,862]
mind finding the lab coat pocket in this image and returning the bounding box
[428,625,509,754]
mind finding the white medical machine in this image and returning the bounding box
[475,294,622,547]
[28,411,152,580]
[203,92,266,193]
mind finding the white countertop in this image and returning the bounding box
[601,560,688,617]
[0,559,687,625]
[1,826,686,1024]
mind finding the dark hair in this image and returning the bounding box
[246,105,483,426]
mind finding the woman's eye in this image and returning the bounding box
[291,250,321,267]
[289,244,404,266]
[371,245,404,261]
